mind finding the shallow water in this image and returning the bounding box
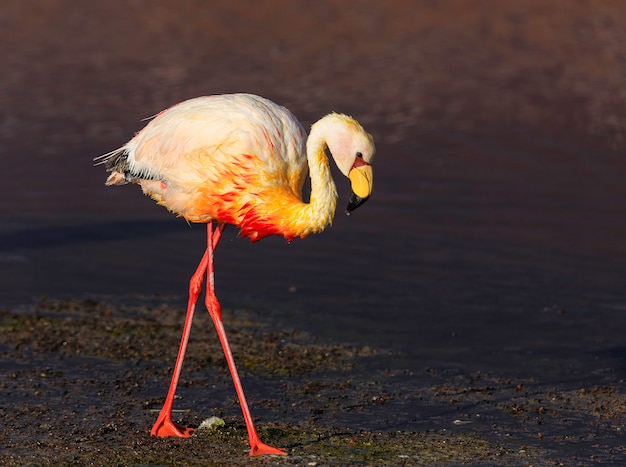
[3,131,625,385]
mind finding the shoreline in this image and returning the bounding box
[1,297,623,465]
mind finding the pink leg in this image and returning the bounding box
[150,250,209,437]
[150,223,225,437]
[203,223,286,456]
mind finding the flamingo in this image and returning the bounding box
[95,93,375,456]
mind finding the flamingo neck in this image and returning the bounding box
[300,129,338,233]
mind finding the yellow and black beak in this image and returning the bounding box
[346,163,373,214]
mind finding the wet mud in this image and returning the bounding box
[1,298,624,465]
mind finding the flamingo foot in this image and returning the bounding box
[249,439,287,456]
[151,413,193,438]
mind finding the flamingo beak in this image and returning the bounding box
[346,164,373,214]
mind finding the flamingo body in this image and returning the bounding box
[100,94,373,240]
[96,93,375,456]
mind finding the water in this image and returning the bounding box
[3,131,625,386]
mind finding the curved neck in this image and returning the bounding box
[303,126,338,232]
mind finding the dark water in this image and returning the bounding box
[3,131,625,384]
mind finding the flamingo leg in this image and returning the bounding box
[203,222,286,456]
[150,248,210,437]
[151,223,224,437]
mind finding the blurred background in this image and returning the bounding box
[1,0,625,454]
[3,0,626,371]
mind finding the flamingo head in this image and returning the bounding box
[320,114,375,214]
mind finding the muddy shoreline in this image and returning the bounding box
[1,298,624,465]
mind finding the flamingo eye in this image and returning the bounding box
[356,152,363,158]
